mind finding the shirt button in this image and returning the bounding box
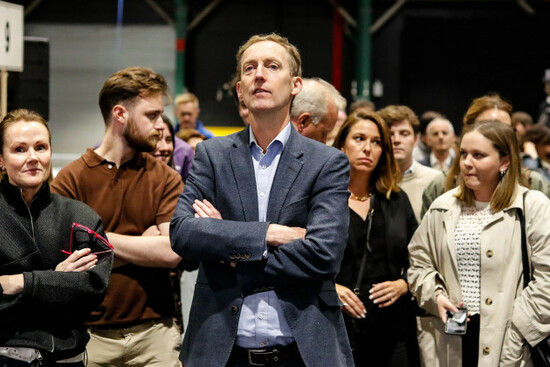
[486,250,494,258]
[231,306,239,315]
[261,164,267,169]
[258,314,264,320]
[483,347,490,355]
[259,192,265,198]
[485,298,493,305]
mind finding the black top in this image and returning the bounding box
[0,176,112,360]
[341,201,391,292]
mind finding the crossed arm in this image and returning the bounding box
[107,222,181,268]
[193,199,306,247]
[170,143,350,285]
[0,249,98,296]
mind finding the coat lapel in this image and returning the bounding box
[443,201,461,275]
[266,127,304,222]
[229,127,259,222]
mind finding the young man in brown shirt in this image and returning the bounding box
[52,67,183,367]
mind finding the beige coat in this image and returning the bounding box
[408,186,550,367]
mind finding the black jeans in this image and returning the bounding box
[0,356,84,367]
[462,314,480,367]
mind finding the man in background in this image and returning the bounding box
[174,92,215,138]
[420,117,456,172]
[378,105,440,222]
[290,77,345,144]
[53,67,183,367]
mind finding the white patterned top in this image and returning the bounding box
[454,201,493,314]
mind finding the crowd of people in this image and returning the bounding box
[1,32,550,367]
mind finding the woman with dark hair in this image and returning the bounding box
[0,109,112,366]
[409,120,550,366]
[333,110,420,366]
[151,115,175,167]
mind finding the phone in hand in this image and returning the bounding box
[445,307,468,335]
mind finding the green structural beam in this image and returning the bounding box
[356,0,372,101]
[175,0,187,97]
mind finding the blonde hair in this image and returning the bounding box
[174,92,199,108]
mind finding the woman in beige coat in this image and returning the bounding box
[408,120,550,367]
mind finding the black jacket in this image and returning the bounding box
[0,176,112,361]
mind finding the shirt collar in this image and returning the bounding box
[403,161,415,176]
[249,122,291,156]
[82,148,146,168]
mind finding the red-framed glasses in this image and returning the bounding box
[61,223,114,261]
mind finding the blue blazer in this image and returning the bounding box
[170,125,354,366]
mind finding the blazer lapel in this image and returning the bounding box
[266,127,304,222]
[229,127,259,222]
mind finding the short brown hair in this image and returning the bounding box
[1,109,50,153]
[99,66,169,124]
[511,111,533,129]
[444,94,513,192]
[333,110,401,199]
[377,105,420,134]
[235,33,302,81]
[463,93,512,126]
[176,128,206,143]
[455,120,522,211]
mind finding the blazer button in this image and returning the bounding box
[245,253,251,259]
[486,250,494,258]
[485,298,493,305]
[231,306,239,315]
[483,347,490,355]
[229,254,236,260]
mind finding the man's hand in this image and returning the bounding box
[193,199,222,219]
[56,248,98,272]
[266,224,306,247]
[369,279,408,308]
[336,283,366,319]
[0,274,24,295]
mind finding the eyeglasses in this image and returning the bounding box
[61,222,114,262]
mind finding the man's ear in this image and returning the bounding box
[112,105,128,125]
[291,77,303,97]
[236,81,243,100]
[296,113,311,133]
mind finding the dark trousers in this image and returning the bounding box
[462,314,480,367]
[346,299,420,367]
[0,356,84,367]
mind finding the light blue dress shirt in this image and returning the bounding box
[235,123,295,348]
